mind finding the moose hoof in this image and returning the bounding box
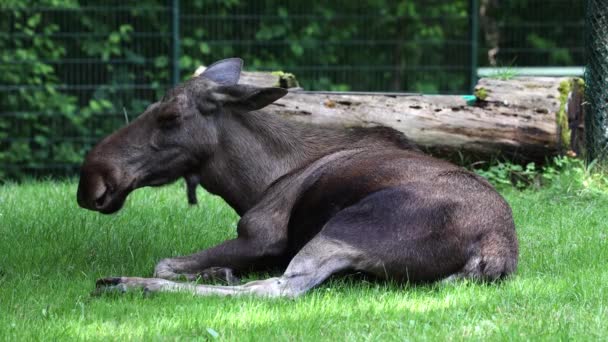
[96,277,123,286]
[153,258,180,279]
[199,267,240,285]
[92,277,130,296]
[92,276,174,297]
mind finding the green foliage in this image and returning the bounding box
[1,3,78,179]
[473,86,488,100]
[556,79,578,150]
[487,67,518,80]
[0,1,168,180]
[484,1,583,67]
[473,156,608,193]
[177,0,470,93]
[475,161,541,189]
[526,33,573,65]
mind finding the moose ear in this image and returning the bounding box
[199,58,243,86]
[213,84,288,112]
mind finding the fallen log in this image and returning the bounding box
[194,66,584,162]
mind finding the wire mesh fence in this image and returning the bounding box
[1,3,173,178]
[0,0,586,179]
[585,0,608,163]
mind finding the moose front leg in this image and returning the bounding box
[155,150,341,284]
[184,174,200,205]
[154,237,286,283]
[154,212,288,283]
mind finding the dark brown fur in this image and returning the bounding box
[78,58,518,298]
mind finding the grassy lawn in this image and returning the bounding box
[1,171,607,341]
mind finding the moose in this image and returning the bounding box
[77,58,518,298]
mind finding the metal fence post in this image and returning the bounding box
[469,0,479,93]
[171,0,180,86]
[585,0,608,162]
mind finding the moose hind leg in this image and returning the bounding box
[273,235,363,297]
[457,232,518,282]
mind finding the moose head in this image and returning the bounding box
[76,58,287,214]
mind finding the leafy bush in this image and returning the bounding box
[1,1,168,180]
[473,156,608,193]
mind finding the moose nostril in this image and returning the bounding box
[93,183,113,209]
[94,188,109,209]
[77,165,121,211]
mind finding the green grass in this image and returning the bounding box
[487,67,518,81]
[1,173,607,341]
